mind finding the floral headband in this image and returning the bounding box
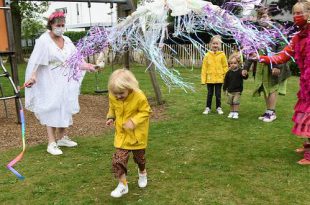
[48,11,65,21]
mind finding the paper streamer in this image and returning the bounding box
[7,105,26,180]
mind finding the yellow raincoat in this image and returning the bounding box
[107,90,152,150]
[201,51,228,84]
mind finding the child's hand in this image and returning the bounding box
[123,119,135,130]
[241,70,248,77]
[106,119,114,126]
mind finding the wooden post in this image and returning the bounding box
[147,61,163,105]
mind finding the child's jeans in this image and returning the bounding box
[112,148,146,178]
[206,83,222,108]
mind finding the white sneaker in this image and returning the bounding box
[110,182,128,198]
[258,113,268,120]
[263,113,276,122]
[202,107,211,115]
[47,142,63,155]
[216,107,224,115]
[138,172,147,188]
[227,112,234,118]
[57,136,78,147]
[232,112,239,119]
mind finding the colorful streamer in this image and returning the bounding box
[7,101,26,180]
[65,0,291,91]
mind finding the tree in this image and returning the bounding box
[11,1,48,63]
[22,18,45,40]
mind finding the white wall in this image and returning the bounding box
[44,1,117,28]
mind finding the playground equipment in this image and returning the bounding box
[0,0,21,123]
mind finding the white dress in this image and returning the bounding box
[25,31,85,128]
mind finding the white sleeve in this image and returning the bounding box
[25,37,49,81]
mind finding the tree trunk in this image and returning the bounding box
[11,2,24,63]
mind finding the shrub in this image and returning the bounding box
[64,31,87,44]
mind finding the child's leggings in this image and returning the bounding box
[112,148,146,178]
[206,83,222,108]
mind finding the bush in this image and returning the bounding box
[64,31,87,44]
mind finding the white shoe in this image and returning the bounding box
[232,112,239,119]
[216,107,224,115]
[47,142,63,155]
[258,113,267,120]
[110,182,128,198]
[227,112,234,118]
[202,107,211,115]
[263,113,276,122]
[138,172,147,188]
[57,136,78,147]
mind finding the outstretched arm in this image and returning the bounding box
[260,45,294,65]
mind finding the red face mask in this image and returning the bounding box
[294,15,307,27]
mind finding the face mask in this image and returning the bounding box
[52,27,65,36]
[294,15,307,27]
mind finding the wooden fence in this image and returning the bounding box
[132,43,233,67]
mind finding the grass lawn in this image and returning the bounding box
[0,64,309,204]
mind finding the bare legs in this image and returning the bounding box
[46,126,66,144]
[265,91,277,110]
[230,104,240,112]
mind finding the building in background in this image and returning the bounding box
[45,1,117,31]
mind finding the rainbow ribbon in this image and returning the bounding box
[7,107,26,180]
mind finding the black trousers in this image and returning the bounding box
[206,83,222,109]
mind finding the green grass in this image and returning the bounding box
[1,64,309,205]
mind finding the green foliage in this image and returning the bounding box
[64,31,88,43]
[22,18,45,39]
[11,1,48,18]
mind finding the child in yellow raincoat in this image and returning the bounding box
[106,69,152,198]
[201,35,228,115]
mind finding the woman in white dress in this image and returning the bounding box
[24,11,95,155]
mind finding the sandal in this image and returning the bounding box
[297,151,310,165]
[297,158,310,165]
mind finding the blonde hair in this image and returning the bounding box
[228,54,241,65]
[293,1,310,13]
[108,69,140,93]
[293,2,305,12]
[210,35,222,44]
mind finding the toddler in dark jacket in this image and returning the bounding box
[223,54,248,119]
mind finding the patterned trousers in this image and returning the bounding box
[112,148,146,178]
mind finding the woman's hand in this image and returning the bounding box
[24,76,36,88]
[81,63,96,72]
[272,68,280,76]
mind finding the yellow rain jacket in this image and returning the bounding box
[201,51,228,84]
[107,90,152,150]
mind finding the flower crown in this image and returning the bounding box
[48,11,65,21]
